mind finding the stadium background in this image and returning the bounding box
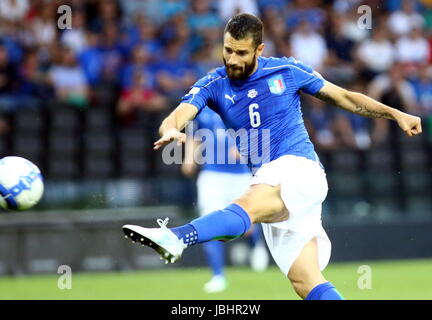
[0,0,432,299]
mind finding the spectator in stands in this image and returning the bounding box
[260,6,286,57]
[303,96,340,151]
[154,40,197,101]
[192,41,222,77]
[218,0,260,22]
[396,27,430,64]
[117,71,167,126]
[90,0,122,33]
[257,0,286,14]
[188,0,222,32]
[388,0,425,37]
[0,21,24,65]
[60,10,88,54]
[19,48,52,104]
[49,46,89,108]
[0,44,19,111]
[332,0,361,14]
[0,0,29,22]
[125,16,162,57]
[120,45,156,90]
[285,0,326,32]
[324,14,356,84]
[326,14,355,63]
[98,22,126,88]
[0,45,41,111]
[338,6,369,43]
[367,64,419,144]
[159,12,194,50]
[158,0,188,24]
[420,0,432,31]
[290,19,328,71]
[411,64,432,115]
[120,0,160,24]
[79,32,103,87]
[31,2,57,47]
[333,81,372,150]
[188,0,222,50]
[0,45,18,94]
[356,26,395,81]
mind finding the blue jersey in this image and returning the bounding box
[181,56,325,173]
[193,107,250,174]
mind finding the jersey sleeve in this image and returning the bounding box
[287,58,325,95]
[181,74,218,113]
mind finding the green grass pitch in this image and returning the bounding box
[1,259,431,300]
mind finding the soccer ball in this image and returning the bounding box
[0,156,44,211]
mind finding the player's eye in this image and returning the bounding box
[237,51,248,56]
[225,47,233,54]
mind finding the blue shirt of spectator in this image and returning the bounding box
[188,12,222,32]
[79,45,104,86]
[159,0,188,23]
[411,76,432,113]
[286,7,325,31]
[120,63,157,90]
[124,26,162,56]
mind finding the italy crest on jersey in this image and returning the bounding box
[267,75,286,95]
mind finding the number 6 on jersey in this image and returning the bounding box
[249,103,261,128]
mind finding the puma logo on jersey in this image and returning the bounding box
[224,94,236,104]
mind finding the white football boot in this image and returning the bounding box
[122,218,187,264]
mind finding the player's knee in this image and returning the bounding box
[233,198,256,223]
[289,278,311,299]
[288,271,327,299]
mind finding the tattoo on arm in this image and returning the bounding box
[314,91,392,119]
[353,105,392,119]
[314,91,338,105]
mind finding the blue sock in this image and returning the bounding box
[171,224,198,246]
[203,241,224,276]
[305,282,345,300]
[171,203,251,246]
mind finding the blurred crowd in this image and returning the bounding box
[0,0,431,151]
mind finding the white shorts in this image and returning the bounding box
[197,170,251,215]
[251,155,331,276]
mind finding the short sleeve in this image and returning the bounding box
[287,59,325,95]
[181,74,217,113]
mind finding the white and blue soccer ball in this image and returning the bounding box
[0,156,44,211]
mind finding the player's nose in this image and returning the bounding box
[227,55,240,67]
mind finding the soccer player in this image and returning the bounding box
[123,14,422,300]
[181,106,269,293]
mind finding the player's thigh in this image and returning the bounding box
[287,237,326,296]
[233,183,288,224]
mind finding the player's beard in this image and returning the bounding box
[224,53,257,80]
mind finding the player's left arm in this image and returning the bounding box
[314,81,422,137]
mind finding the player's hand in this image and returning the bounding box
[153,128,186,150]
[395,112,422,137]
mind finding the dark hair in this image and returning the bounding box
[224,13,263,49]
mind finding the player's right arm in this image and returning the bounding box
[153,103,198,150]
[181,135,200,177]
[153,73,219,150]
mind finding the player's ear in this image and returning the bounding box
[256,43,265,57]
